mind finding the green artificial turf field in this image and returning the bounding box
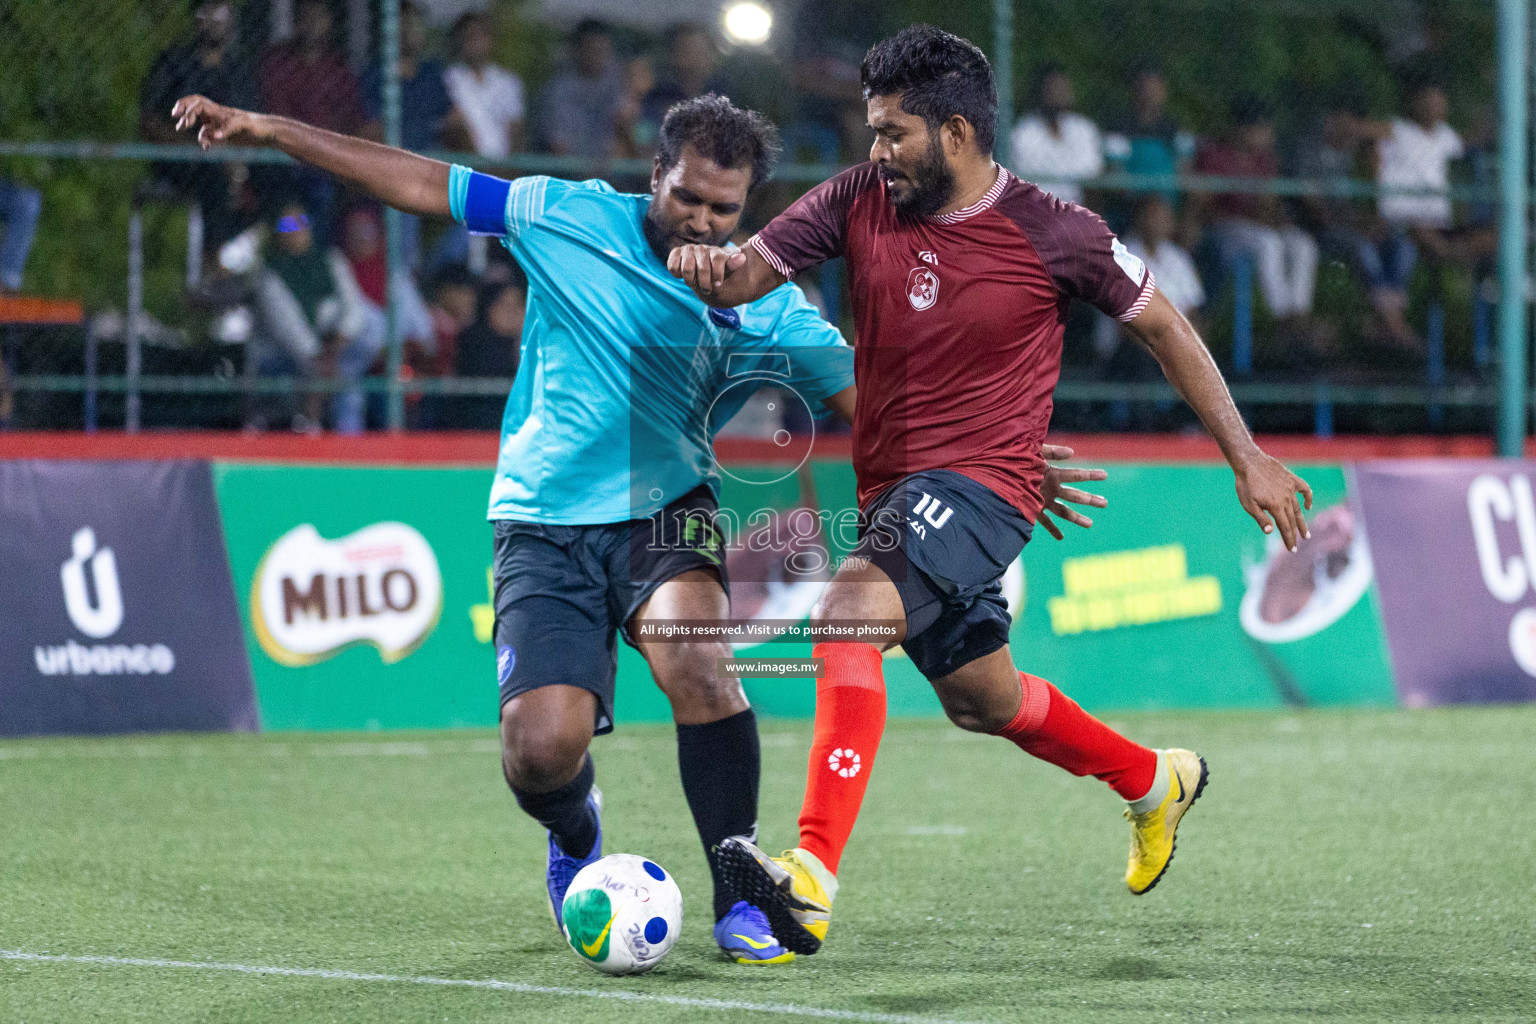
[1,707,1533,1023]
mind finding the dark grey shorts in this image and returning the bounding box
[853,470,1032,681]
[491,485,727,734]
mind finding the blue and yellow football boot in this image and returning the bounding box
[716,838,834,955]
[713,901,795,964]
[546,786,603,929]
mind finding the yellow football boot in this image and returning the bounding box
[1125,748,1208,895]
[716,839,835,955]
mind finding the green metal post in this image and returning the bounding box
[993,0,1013,164]
[382,0,405,431]
[1498,0,1529,457]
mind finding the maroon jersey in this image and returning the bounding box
[751,164,1155,522]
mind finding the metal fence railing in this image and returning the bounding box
[0,0,1527,447]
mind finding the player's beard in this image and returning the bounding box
[881,133,955,219]
[642,207,730,264]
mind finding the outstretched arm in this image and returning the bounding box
[172,94,450,219]
[1122,289,1313,550]
[668,242,786,308]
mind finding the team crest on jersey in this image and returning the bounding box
[907,266,940,311]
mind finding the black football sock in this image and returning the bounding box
[676,708,761,920]
[511,753,598,859]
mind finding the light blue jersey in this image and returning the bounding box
[448,166,854,525]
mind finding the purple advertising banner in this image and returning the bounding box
[1353,459,1536,706]
[0,460,258,736]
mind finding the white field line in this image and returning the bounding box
[0,950,980,1024]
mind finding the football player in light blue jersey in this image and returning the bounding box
[175,91,855,964]
[173,89,1105,964]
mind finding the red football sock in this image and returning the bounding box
[994,672,1157,801]
[796,642,887,875]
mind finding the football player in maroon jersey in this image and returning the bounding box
[670,25,1311,955]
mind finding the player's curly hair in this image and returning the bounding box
[656,94,781,190]
[861,25,997,153]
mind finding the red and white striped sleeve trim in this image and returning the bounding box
[1115,268,1157,323]
[747,234,793,279]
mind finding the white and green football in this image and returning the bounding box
[561,854,683,975]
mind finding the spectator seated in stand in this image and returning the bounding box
[364,1,452,153]
[1127,195,1206,327]
[1374,80,1471,267]
[442,10,526,159]
[0,180,40,299]
[253,201,385,434]
[1297,80,1481,356]
[259,0,366,136]
[258,0,366,242]
[1293,90,1420,352]
[426,263,477,373]
[618,54,658,157]
[139,0,258,252]
[362,0,452,270]
[1367,80,1493,308]
[412,263,477,428]
[1103,65,1195,228]
[1096,195,1206,377]
[0,178,43,426]
[536,19,626,159]
[339,205,434,362]
[1009,64,1103,206]
[1195,96,1326,359]
[442,274,525,431]
[639,23,723,151]
[788,31,867,164]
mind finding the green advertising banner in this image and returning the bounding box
[215,459,1395,732]
[989,463,1395,710]
[214,463,809,731]
[215,465,502,731]
[725,461,1395,716]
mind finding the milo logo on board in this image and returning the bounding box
[251,522,443,667]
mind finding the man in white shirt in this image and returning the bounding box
[1376,81,1494,279]
[1329,81,1473,349]
[1009,66,1102,204]
[443,11,526,158]
[1377,83,1463,230]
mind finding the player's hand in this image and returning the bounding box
[1233,450,1313,552]
[667,243,745,301]
[1037,444,1108,541]
[171,95,272,149]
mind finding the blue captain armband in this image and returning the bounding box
[448,164,512,236]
